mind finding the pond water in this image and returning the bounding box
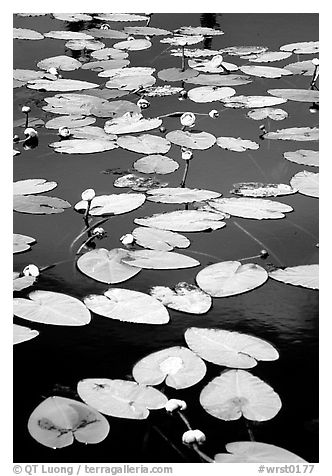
[13,13,318,463]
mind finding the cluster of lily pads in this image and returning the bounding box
[13,13,318,462]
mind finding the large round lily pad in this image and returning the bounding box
[135,210,227,232]
[166,130,216,150]
[94,14,149,22]
[44,31,94,40]
[150,283,212,314]
[269,264,319,289]
[133,155,179,175]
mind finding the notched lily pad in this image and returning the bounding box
[13,324,39,345]
[13,234,36,254]
[283,150,318,167]
[269,264,319,289]
[285,60,316,76]
[220,46,268,56]
[290,171,319,197]
[133,155,179,175]
[263,127,319,141]
[216,137,259,152]
[175,26,224,36]
[52,13,93,22]
[160,35,204,46]
[150,283,211,314]
[124,26,171,36]
[65,39,105,51]
[135,210,227,232]
[13,195,71,214]
[94,14,149,22]
[121,249,200,270]
[117,134,171,154]
[166,130,216,150]
[247,108,288,121]
[246,51,292,62]
[75,193,146,216]
[106,75,155,91]
[132,227,190,252]
[44,31,94,40]
[14,178,57,196]
[13,274,36,292]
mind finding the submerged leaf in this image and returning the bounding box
[13,234,36,254]
[133,155,179,175]
[283,150,319,167]
[290,171,319,197]
[215,441,307,463]
[74,193,145,216]
[166,130,216,150]
[135,210,227,232]
[13,324,39,345]
[121,249,200,270]
[216,137,259,152]
[269,264,319,290]
[205,197,293,219]
[132,227,190,252]
[230,182,297,197]
[150,283,211,314]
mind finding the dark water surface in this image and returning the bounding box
[13,13,318,463]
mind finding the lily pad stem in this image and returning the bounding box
[180,161,190,187]
[177,410,192,430]
[25,112,29,129]
[83,200,92,228]
[192,444,215,463]
[152,425,188,461]
[70,217,109,251]
[245,419,255,442]
[76,235,96,255]
[181,45,185,72]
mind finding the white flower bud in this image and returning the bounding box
[182,429,206,445]
[165,399,187,413]
[100,23,110,30]
[24,128,38,138]
[21,106,31,114]
[181,148,193,161]
[137,98,150,109]
[312,58,319,66]
[48,67,59,76]
[120,233,134,246]
[23,264,40,277]
[180,112,196,127]
[210,54,223,68]
[177,38,187,47]
[208,109,219,118]
[81,188,96,201]
[58,126,71,138]
[127,36,135,41]
[92,227,106,238]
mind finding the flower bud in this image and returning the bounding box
[181,148,193,161]
[210,54,223,68]
[24,127,38,138]
[180,112,196,127]
[209,109,219,118]
[177,38,187,47]
[100,23,110,30]
[81,188,96,201]
[309,103,319,114]
[165,399,187,413]
[21,106,31,114]
[312,58,319,66]
[13,134,20,143]
[179,90,188,98]
[120,233,134,246]
[48,67,59,77]
[23,264,40,277]
[127,36,135,41]
[92,227,106,238]
[137,98,150,109]
[260,249,269,259]
[58,126,71,138]
[182,429,206,445]
[159,126,166,133]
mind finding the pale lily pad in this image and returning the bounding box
[84,288,169,325]
[94,14,148,22]
[132,227,190,252]
[75,193,145,216]
[86,29,128,40]
[91,47,129,60]
[13,274,36,292]
[13,196,71,214]
[200,369,282,421]
[247,108,288,121]
[280,41,319,54]
[285,60,316,76]
[133,155,179,174]
[239,66,292,78]
[45,115,96,130]
[283,150,319,167]
[170,48,220,58]
[268,88,319,103]
[81,60,130,72]
[186,74,252,87]
[13,69,46,82]
[49,139,118,154]
[37,56,81,71]
[185,328,278,368]
[146,187,221,204]
[196,261,268,298]
[104,113,162,135]
[231,182,297,197]
[43,93,108,116]
[113,174,167,192]
[166,130,216,150]
[216,137,259,152]
[269,264,319,289]
[176,26,224,36]
[16,13,47,17]
[188,86,236,103]
[188,58,238,73]
[141,85,184,97]
[65,39,105,51]
[113,39,152,51]
[14,28,44,40]
[205,197,293,219]
[290,171,319,198]
[13,234,36,253]
[124,26,171,36]
[13,324,39,345]
[132,346,206,389]
[99,67,155,78]
[122,250,200,270]
[215,441,307,463]
[160,35,204,46]
[77,248,141,284]
[52,13,93,22]
[13,290,91,326]
[106,75,155,91]
[117,134,171,154]
[246,51,293,62]
[223,95,287,108]
[93,100,140,118]
[220,46,268,56]
[263,127,319,141]
[70,126,116,141]
[77,379,166,420]
[14,178,57,196]
[28,79,99,92]
[44,31,94,40]
[158,68,199,82]
[135,210,227,232]
[28,396,109,448]
[150,283,211,314]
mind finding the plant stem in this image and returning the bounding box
[152,425,188,461]
[70,217,109,251]
[192,443,215,463]
[76,236,95,255]
[25,113,29,129]
[181,45,185,72]
[245,419,255,442]
[180,161,190,187]
[177,410,192,430]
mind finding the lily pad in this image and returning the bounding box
[121,250,200,270]
[49,139,117,154]
[13,274,36,292]
[99,67,155,78]
[86,29,128,40]
[45,115,96,130]
[113,39,152,51]
[140,85,184,97]
[104,113,162,135]
[52,13,93,22]
[247,108,288,121]
[186,74,252,87]
[28,396,109,448]
[13,324,39,345]
[216,137,259,152]
[95,100,140,118]
[81,60,130,72]
[290,171,319,198]
[166,130,216,150]
[94,14,149,22]
[14,178,57,196]
[188,86,236,103]
[124,26,171,36]
[13,290,91,326]
[176,26,224,36]
[132,227,190,252]
[113,174,167,192]
[77,248,141,284]
[70,126,116,141]
[158,68,199,82]
[150,283,211,314]
[77,379,166,420]
[196,261,268,298]
[43,93,108,116]
[161,35,204,46]
[170,48,220,58]
[188,58,239,73]
[220,46,268,56]
[223,95,287,108]
[200,369,282,421]
[13,69,46,82]
[240,65,292,78]
[13,234,36,254]
[185,328,278,368]
[280,41,319,54]
[283,150,319,167]
[133,155,179,174]
[91,47,129,60]
[135,210,227,232]
[28,79,99,92]
[74,193,146,216]
[13,196,71,214]
[267,88,319,103]
[132,346,207,389]
[146,187,221,204]
[269,264,319,290]
[37,56,82,71]
[285,60,316,76]
[84,288,169,325]
[44,31,94,40]
[215,441,307,463]
[106,75,155,91]
[14,28,44,40]
[230,182,297,197]
[263,127,319,141]
[117,134,171,154]
[246,51,293,62]
[65,39,105,51]
[205,197,293,219]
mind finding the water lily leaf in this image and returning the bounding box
[104,113,162,135]
[196,261,268,298]
[132,346,206,389]
[216,137,259,152]
[13,195,71,214]
[220,46,268,56]
[269,264,319,289]
[124,26,171,36]
[77,248,141,284]
[75,192,145,216]
[283,150,319,167]
[16,13,47,17]
[268,89,319,103]
[99,67,155,78]
[13,290,91,326]
[44,31,94,40]
[94,13,148,22]
[285,60,316,76]
[280,41,319,54]
[13,274,36,292]
[215,441,307,463]
[28,79,99,92]
[141,85,184,97]
[46,115,96,129]
[84,288,169,324]
[65,39,105,51]
[82,59,130,72]
[13,69,46,82]
[14,79,27,88]
[188,86,236,103]
[146,187,221,204]
[186,74,252,87]
[117,134,171,154]
[94,100,140,118]
[13,324,39,345]
[114,174,167,192]
[122,249,200,270]
[37,55,82,71]
[113,39,152,51]
[223,95,287,108]
[132,227,190,251]
[106,75,155,91]
[158,68,199,82]
[231,182,297,197]
[43,93,108,116]
[170,48,221,58]
[247,107,288,121]
[52,13,93,22]
[70,126,116,141]
[150,283,211,314]
[205,197,293,219]
[185,328,278,368]
[188,58,238,73]
[91,47,128,60]
[240,65,292,78]
[166,130,216,150]
[176,26,224,36]
[135,210,227,232]
[200,369,282,421]
[14,28,44,40]
[49,139,118,154]
[84,89,129,100]
[86,29,128,40]
[13,234,36,253]
[290,171,319,197]
[263,127,319,141]
[77,379,166,420]
[14,179,57,195]
[160,35,204,46]
[133,155,179,174]
[246,51,293,62]
[28,396,109,448]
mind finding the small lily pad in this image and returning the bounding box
[205,197,293,219]
[14,28,44,40]
[220,46,268,56]
[175,26,224,36]
[290,171,319,197]
[170,48,220,58]
[91,47,128,60]
[188,58,238,73]
[113,39,152,51]
[135,210,227,232]
[13,324,39,345]
[65,39,105,51]
[269,264,319,289]
[247,108,288,121]
[133,155,179,175]
[263,127,319,141]
[117,134,171,154]
[132,227,190,252]
[37,56,82,71]
[216,137,259,152]
[166,130,216,150]
[160,35,204,46]
[121,249,200,270]
[150,283,211,314]
[14,179,57,196]
[146,187,221,204]
[188,86,236,103]
[13,196,71,214]
[283,150,319,167]
[13,234,36,254]
[230,182,297,197]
